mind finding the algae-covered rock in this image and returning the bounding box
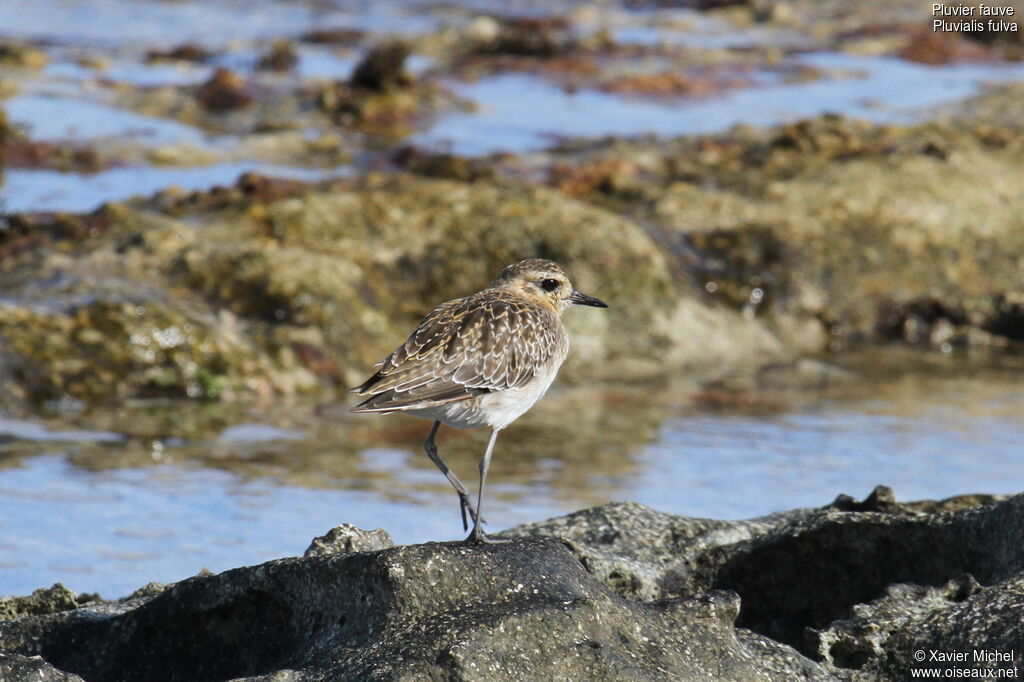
[177,177,779,379]
[6,107,1022,408]
[196,67,253,112]
[0,176,780,406]
[0,43,48,69]
[560,114,1024,350]
[0,299,317,403]
[256,41,299,73]
[0,585,83,621]
[349,40,412,91]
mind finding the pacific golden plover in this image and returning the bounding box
[351,258,608,543]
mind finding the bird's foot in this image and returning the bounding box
[461,523,510,545]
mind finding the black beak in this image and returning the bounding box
[569,290,609,308]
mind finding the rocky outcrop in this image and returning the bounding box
[4,104,1024,412]
[0,654,84,682]
[509,487,1023,680]
[0,176,780,409]
[1,489,1021,681]
[0,536,830,682]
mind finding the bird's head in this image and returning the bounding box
[493,258,608,314]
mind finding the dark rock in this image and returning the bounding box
[349,41,412,92]
[0,107,10,174]
[392,145,495,182]
[472,16,578,58]
[257,41,298,72]
[987,292,1024,341]
[874,297,967,345]
[680,225,787,316]
[196,68,253,112]
[828,484,899,512]
[2,491,1021,681]
[0,538,831,682]
[0,654,85,681]
[623,0,752,9]
[235,172,312,203]
[303,524,393,557]
[300,28,365,46]
[509,491,1024,678]
[0,42,47,69]
[146,44,213,63]
[4,138,105,173]
[898,25,993,65]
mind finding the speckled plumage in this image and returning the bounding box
[351,258,607,543]
[351,289,568,428]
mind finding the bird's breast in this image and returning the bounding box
[477,344,567,430]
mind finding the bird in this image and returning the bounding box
[351,258,608,544]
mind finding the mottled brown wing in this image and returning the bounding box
[351,293,559,413]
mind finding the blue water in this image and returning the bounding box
[0,370,1021,598]
[0,0,437,48]
[2,163,352,213]
[416,54,1024,155]
[4,94,208,146]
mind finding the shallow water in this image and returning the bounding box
[1,0,1023,603]
[2,163,351,213]
[0,0,439,48]
[1,354,1021,598]
[3,1,1024,211]
[4,93,209,146]
[417,54,1024,154]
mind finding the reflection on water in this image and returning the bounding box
[2,163,352,214]
[0,352,1021,598]
[0,0,438,48]
[418,54,1024,155]
[4,94,209,145]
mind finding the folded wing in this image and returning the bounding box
[351,293,558,413]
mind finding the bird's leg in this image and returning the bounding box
[423,420,480,531]
[464,428,509,545]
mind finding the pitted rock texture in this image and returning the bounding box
[506,488,1022,680]
[1,490,1021,681]
[0,654,85,681]
[303,523,393,557]
[0,538,829,682]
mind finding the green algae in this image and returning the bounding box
[0,584,85,620]
[171,177,769,381]
[3,83,1024,408]
[542,111,1024,351]
[0,300,289,403]
[0,175,778,406]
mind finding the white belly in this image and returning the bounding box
[409,353,566,431]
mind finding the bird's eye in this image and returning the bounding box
[540,278,560,292]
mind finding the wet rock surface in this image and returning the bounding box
[2,489,1021,682]
[2,0,1024,411]
[0,175,779,407]
[3,101,1023,411]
